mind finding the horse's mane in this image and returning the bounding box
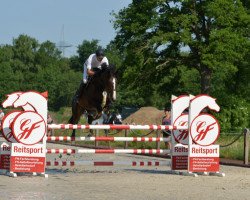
[89,64,115,84]
[95,63,115,74]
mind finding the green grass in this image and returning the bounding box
[49,107,250,161]
[217,133,249,160]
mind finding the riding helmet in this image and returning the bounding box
[96,49,105,57]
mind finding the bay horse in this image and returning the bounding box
[69,63,117,137]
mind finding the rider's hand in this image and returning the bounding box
[87,69,96,76]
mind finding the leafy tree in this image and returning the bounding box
[69,40,101,72]
[112,0,250,130]
[0,34,81,110]
[113,0,249,92]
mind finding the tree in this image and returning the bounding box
[0,34,81,110]
[112,0,250,131]
[113,0,249,95]
[69,40,101,72]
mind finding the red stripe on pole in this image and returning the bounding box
[110,125,129,130]
[95,149,115,153]
[94,162,114,166]
[96,137,115,141]
[77,125,82,129]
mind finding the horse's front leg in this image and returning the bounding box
[69,106,84,138]
[87,115,94,137]
[69,116,77,138]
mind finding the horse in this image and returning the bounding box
[69,63,117,137]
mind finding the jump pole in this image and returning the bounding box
[46,160,170,167]
[47,136,171,142]
[48,124,187,130]
[46,149,170,154]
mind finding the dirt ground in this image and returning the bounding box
[1,142,250,200]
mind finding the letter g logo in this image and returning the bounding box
[190,114,220,146]
[12,111,46,145]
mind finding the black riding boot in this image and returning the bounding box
[75,82,86,100]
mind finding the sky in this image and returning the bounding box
[0,0,132,57]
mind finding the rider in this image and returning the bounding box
[75,49,109,99]
[162,106,171,149]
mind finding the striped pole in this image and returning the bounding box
[46,149,170,154]
[46,160,170,167]
[48,124,187,130]
[47,136,170,142]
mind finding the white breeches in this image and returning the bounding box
[83,64,88,83]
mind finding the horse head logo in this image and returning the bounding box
[12,91,47,120]
[206,96,220,112]
[190,95,220,117]
[2,92,23,108]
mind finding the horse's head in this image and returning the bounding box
[98,63,117,102]
[207,97,220,112]
[2,92,22,108]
